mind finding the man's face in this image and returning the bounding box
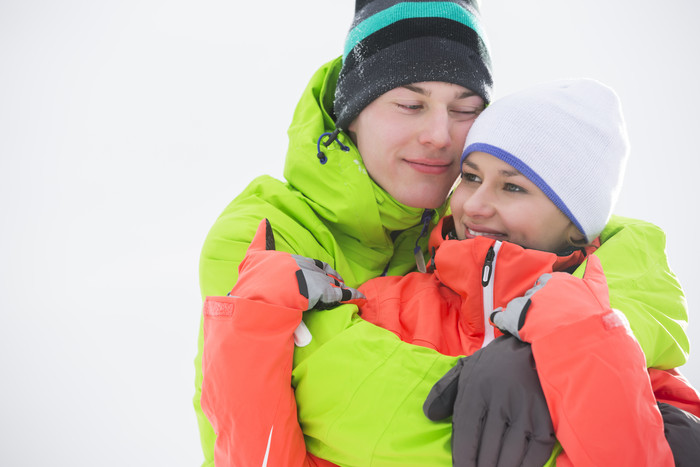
[451,151,577,253]
[348,82,484,209]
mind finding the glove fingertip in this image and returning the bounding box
[423,374,460,421]
[423,395,453,421]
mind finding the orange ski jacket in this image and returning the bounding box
[201,217,699,466]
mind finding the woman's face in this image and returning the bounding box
[451,151,576,252]
[348,82,484,209]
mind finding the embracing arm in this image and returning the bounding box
[201,219,360,466]
[198,215,303,466]
[492,255,674,466]
[293,312,460,466]
[202,295,339,467]
[596,215,689,368]
[531,310,674,466]
[290,217,690,465]
[195,179,343,466]
[202,295,313,466]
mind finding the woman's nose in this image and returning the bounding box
[461,186,496,218]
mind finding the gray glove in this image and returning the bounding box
[231,218,365,311]
[489,275,550,341]
[424,336,555,467]
[658,402,700,467]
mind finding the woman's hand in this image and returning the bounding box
[490,254,619,343]
[230,218,366,311]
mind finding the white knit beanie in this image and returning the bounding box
[461,78,629,242]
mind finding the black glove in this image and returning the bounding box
[424,336,555,467]
[658,402,700,467]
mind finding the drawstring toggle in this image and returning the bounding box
[316,129,350,165]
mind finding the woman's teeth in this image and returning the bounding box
[468,228,503,237]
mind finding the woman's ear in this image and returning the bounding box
[566,223,588,248]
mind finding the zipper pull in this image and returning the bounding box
[414,245,427,273]
[482,246,495,287]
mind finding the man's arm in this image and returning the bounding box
[201,219,361,466]
[596,216,689,368]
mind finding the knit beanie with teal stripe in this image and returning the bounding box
[333,0,493,131]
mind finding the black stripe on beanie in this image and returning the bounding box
[350,0,481,30]
[334,38,492,130]
[354,0,376,13]
[343,17,489,76]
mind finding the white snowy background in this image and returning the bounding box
[1,1,698,465]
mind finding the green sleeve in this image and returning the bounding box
[579,215,689,369]
[293,300,563,466]
[292,306,457,466]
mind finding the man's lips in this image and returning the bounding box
[405,158,452,175]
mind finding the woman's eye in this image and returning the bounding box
[461,172,481,183]
[504,183,526,193]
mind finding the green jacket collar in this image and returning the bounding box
[283,57,449,249]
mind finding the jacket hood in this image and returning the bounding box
[283,57,450,249]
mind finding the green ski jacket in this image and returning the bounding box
[195,56,689,466]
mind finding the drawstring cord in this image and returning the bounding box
[381,209,436,276]
[413,209,435,273]
[316,129,350,164]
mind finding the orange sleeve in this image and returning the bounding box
[530,310,674,466]
[510,256,673,465]
[201,295,337,467]
[649,367,700,417]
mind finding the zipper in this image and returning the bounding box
[481,241,502,348]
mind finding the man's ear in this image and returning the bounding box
[346,116,359,146]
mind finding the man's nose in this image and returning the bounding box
[418,109,451,149]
